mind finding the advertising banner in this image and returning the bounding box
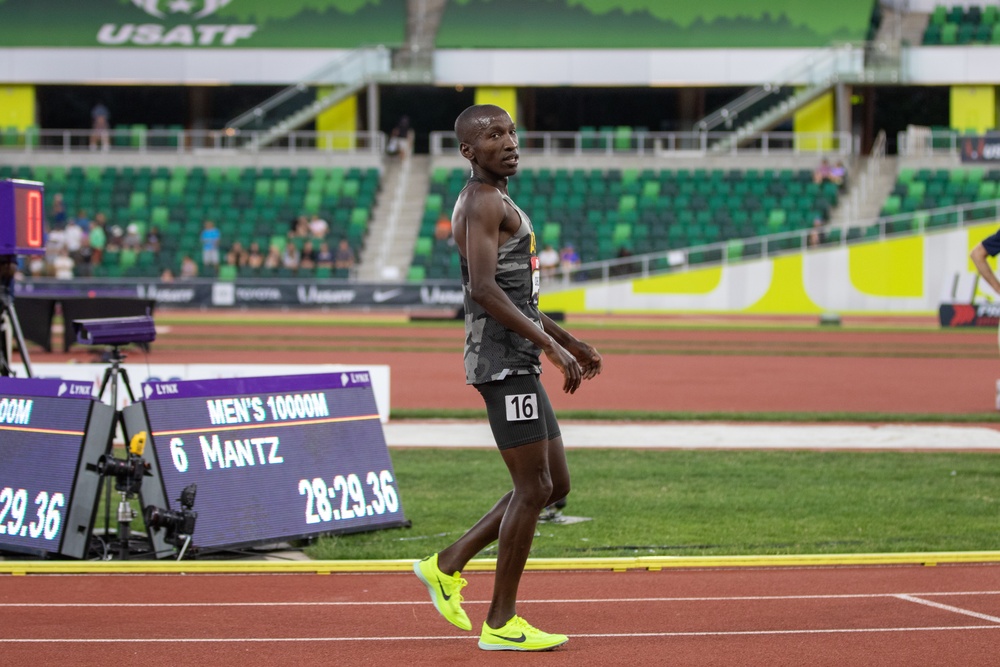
[0,0,405,48]
[961,136,1000,163]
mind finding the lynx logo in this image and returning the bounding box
[132,0,233,19]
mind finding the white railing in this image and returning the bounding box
[550,196,1000,287]
[429,130,854,157]
[0,128,385,155]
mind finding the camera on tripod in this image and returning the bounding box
[96,451,150,496]
[145,484,198,550]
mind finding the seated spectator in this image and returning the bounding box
[123,223,143,250]
[290,215,310,238]
[52,248,74,280]
[316,241,334,269]
[246,242,264,270]
[226,240,248,267]
[813,158,834,184]
[334,239,355,271]
[308,214,329,239]
[160,267,175,282]
[145,226,162,253]
[105,225,124,253]
[434,215,452,242]
[539,243,559,279]
[263,244,282,271]
[179,255,198,279]
[281,242,300,271]
[559,243,580,277]
[299,239,317,271]
[74,237,95,277]
[829,160,847,187]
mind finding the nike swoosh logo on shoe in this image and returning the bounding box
[437,579,452,601]
[490,632,527,643]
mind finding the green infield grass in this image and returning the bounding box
[304,448,1000,560]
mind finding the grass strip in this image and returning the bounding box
[305,449,1000,560]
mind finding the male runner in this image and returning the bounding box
[414,104,602,651]
[971,229,1000,349]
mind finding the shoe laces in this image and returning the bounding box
[509,616,538,634]
[445,572,468,602]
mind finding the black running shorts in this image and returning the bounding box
[474,373,561,450]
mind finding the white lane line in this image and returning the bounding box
[895,594,1000,624]
[7,591,1000,607]
[3,626,1000,643]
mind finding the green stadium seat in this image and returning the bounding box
[407,265,426,282]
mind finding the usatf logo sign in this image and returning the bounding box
[98,0,256,46]
[131,0,234,19]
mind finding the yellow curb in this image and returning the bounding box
[3,551,1000,575]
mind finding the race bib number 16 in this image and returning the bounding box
[506,393,538,421]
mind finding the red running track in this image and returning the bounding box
[3,564,1000,666]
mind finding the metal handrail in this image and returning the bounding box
[551,196,1000,287]
[224,45,391,132]
[0,128,385,155]
[694,42,867,133]
[429,129,853,157]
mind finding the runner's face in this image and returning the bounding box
[471,113,519,177]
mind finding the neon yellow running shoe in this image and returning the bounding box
[478,615,568,651]
[413,553,471,631]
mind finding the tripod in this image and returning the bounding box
[0,255,33,378]
[95,344,147,560]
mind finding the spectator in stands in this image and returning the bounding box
[52,248,74,280]
[72,209,91,233]
[539,243,560,279]
[830,160,847,188]
[807,219,825,247]
[435,214,453,242]
[200,219,221,271]
[281,241,300,272]
[123,223,143,250]
[179,255,198,279]
[299,239,317,271]
[386,114,411,158]
[334,238,355,271]
[90,102,110,151]
[263,244,282,271]
[813,158,834,185]
[559,243,581,277]
[316,241,334,269]
[246,242,264,270]
[290,215,310,238]
[27,253,46,278]
[144,226,161,253]
[64,218,84,256]
[89,213,107,265]
[105,225,124,253]
[49,193,67,229]
[160,267,176,282]
[308,214,329,239]
[74,237,95,277]
[226,240,248,267]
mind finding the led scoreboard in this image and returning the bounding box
[0,377,115,558]
[0,179,46,255]
[122,371,407,555]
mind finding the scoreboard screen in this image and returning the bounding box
[0,179,45,255]
[123,371,407,555]
[0,377,115,558]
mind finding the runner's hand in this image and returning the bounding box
[543,344,583,394]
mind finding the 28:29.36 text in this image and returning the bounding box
[298,470,398,524]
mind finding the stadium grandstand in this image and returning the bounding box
[0,0,997,315]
